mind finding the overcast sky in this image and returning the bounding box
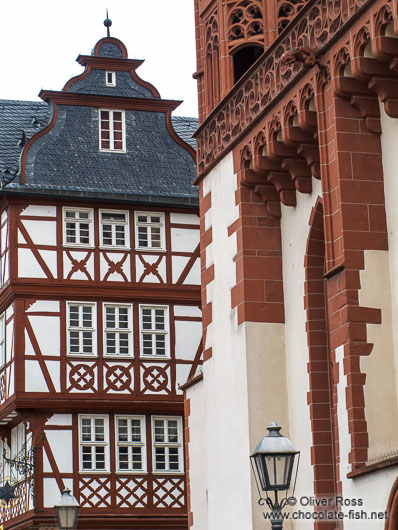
[1,0,198,117]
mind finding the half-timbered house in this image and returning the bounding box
[0,30,200,530]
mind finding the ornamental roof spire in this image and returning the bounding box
[104,9,112,38]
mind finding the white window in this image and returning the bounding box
[67,303,96,355]
[135,212,165,251]
[79,416,108,472]
[0,313,5,367]
[115,416,146,472]
[100,210,129,248]
[99,109,125,152]
[105,71,116,87]
[152,417,183,473]
[63,208,93,247]
[103,304,132,357]
[140,306,169,357]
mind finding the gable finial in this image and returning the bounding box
[104,9,112,38]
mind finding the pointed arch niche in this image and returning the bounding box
[304,199,338,523]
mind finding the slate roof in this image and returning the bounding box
[0,36,199,207]
[0,99,198,207]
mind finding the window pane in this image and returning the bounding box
[154,420,165,443]
[119,308,128,328]
[155,334,165,356]
[118,419,128,441]
[132,447,142,470]
[94,419,105,441]
[69,306,79,327]
[106,307,116,328]
[82,307,92,327]
[155,310,165,330]
[142,309,152,330]
[155,447,166,470]
[169,447,179,470]
[118,447,129,470]
[82,446,92,469]
[106,333,116,354]
[131,420,141,442]
[168,421,178,443]
[95,446,105,469]
[81,419,92,441]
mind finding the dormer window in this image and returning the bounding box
[99,110,126,152]
[105,71,116,87]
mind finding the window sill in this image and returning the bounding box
[62,244,95,250]
[103,355,134,360]
[135,247,167,253]
[152,471,185,476]
[79,470,110,475]
[99,148,126,154]
[100,246,131,251]
[115,470,147,475]
[140,355,171,361]
[67,354,98,358]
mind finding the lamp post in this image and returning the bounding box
[54,488,80,530]
[250,422,300,529]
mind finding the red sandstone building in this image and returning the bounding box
[184,0,398,529]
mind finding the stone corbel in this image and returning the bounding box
[282,158,312,194]
[297,144,320,179]
[368,77,398,118]
[254,184,281,218]
[267,171,296,207]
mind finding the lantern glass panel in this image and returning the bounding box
[56,505,79,530]
[266,455,291,488]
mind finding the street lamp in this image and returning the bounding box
[54,488,80,530]
[250,422,300,529]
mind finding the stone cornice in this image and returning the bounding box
[195,0,379,180]
[38,90,181,112]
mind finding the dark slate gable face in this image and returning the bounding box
[67,70,154,98]
[95,42,124,58]
[23,105,197,199]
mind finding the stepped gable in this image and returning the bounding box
[0,36,198,207]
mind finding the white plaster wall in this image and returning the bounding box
[46,414,72,426]
[18,249,47,278]
[175,320,202,360]
[26,300,60,313]
[280,179,322,525]
[44,477,73,508]
[379,104,398,419]
[25,360,49,392]
[188,154,254,529]
[20,220,56,246]
[359,250,398,459]
[170,212,200,225]
[44,430,73,473]
[171,227,199,253]
[28,315,60,356]
[21,205,56,217]
[174,306,201,318]
[336,345,396,528]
